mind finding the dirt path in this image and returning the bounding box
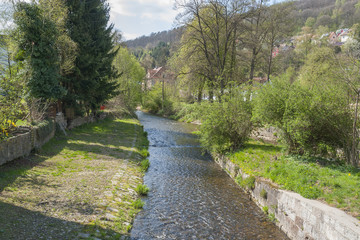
[0,117,148,240]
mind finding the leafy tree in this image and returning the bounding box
[113,47,145,109]
[304,17,315,28]
[253,48,354,161]
[64,0,119,114]
[150,41,170,67]
[38,0,77,76]
[14,2,65,100]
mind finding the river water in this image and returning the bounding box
[131,111,289,240]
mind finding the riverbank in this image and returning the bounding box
[0,116,149,239]
[214,153,360,240]
[225,140,360,220]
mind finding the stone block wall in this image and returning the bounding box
[0,121,55,166]
[214,154,360,240]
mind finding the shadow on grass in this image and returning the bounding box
[0,201,123,240]
[242,142,283,153]
[289,155,360,175]
[0,117,143,193]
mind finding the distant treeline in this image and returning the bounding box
[125,27,184,49]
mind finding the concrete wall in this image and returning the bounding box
[0,121,55,166]
[214,154,360,240]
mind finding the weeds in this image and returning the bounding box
[135,184,149,196]
[140,159,150,172]
[260,189,267,199]
[132,199,144,209]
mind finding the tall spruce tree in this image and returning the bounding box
[64,0,118,115]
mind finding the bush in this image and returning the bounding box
[131,199,144,209]
[200,92,252,153]
[140,159,150,172]
[171,102,210,122]
[135,184,149,196]
[0,71,27,139]
[143,82,174,116]
[253,73,353,159]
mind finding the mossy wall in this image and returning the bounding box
[0,120,55,166]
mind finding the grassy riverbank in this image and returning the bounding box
[227,140,360,220]
[0,116,149,239]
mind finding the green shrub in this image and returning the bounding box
[139,149,149,158]
[140,159,150,172]
[253,72,353,161]
[135,184,149,196]
[143,83,174,116]
[262,206,269,215]
[200,92,252,153]
[243,176,256,190]
[236,175,256,190]
[132,199,144,209]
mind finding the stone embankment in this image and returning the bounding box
[0,113,107,166]
[0,121,55,166]
[214,154,360,240]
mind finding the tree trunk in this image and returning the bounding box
[162,78,165,112]
[267,46,273,81]
[249,47,257,84]
[350,91,360,166]
[197,85,203,103]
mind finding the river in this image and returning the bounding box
[131,111,288,240]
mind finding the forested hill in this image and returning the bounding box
[293,0,360,30]
[125,27,184,49]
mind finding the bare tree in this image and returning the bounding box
[264,1,295,81]
[175,0,250,102]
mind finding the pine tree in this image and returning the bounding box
[64,0,118,114]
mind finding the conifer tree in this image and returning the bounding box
[64,0,118,114]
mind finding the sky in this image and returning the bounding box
[107,0,284,41]
[108,0,180,41]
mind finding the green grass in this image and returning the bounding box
[0,115,150,239]
[135,184,149,196]
[131,199,144,209]
[140,159,150,172]
[228,140,360,219]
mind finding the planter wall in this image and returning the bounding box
[0,121,55,166]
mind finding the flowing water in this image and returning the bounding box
[131,111,289,240]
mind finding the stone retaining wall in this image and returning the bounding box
[0,121,55,166]
[214,154,360,240]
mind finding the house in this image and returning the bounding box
[329,32,338,45]
[145,66,175,90]
[339,30,350,43]
[328,28,351,45]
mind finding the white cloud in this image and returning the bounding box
[122,32,139,41]
[108,0,179,39]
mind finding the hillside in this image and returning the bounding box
[125,27,184,49]
[293,0,360,30]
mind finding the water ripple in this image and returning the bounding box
[131,111,288,240]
